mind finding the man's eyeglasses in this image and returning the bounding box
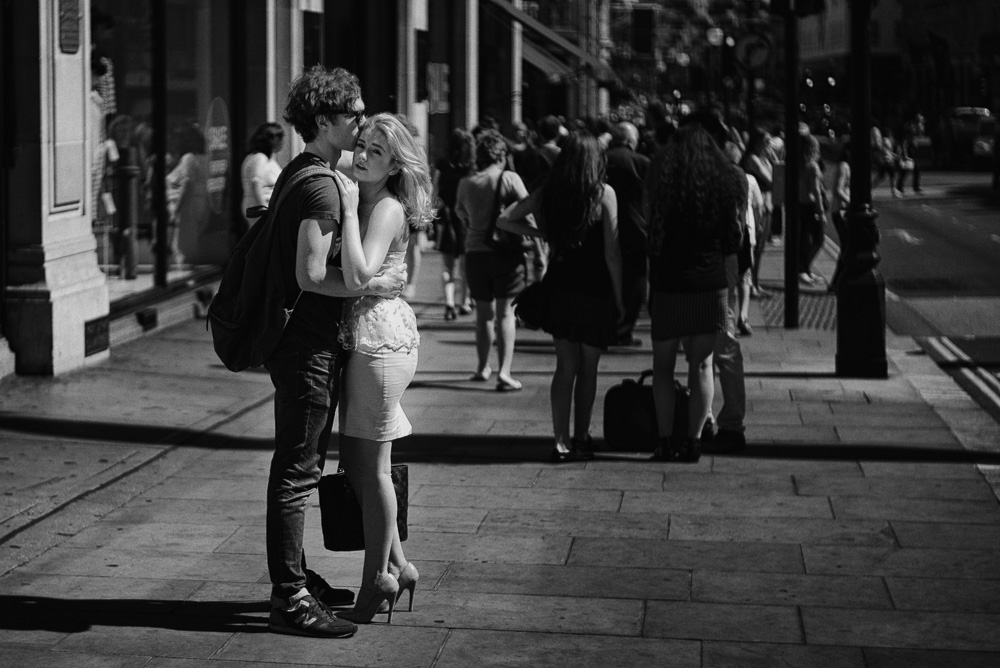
[337,109,366,125]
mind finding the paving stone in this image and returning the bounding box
[712,458,863,476]
[138,477,264,502]
[802,411,944,427]
[22,547,267,583]
[862,647,1000,668]
[64,522,239,553]
[0,573,202,610]
[803,545,1000,579]
[405,464,542,487]
[802,607,1000,651]
[886,577,1000,613]
[859,461,984,479]
[743,411,806,426]
[831,495,1000,523]
[477,508,669,539]
[890,520,1000,549]
[643,601,802,643]
[702,641,866,668]
[400,532,572,565]
[389,590,642,636]
[0,648,148,667]
[439,562,690,601]
[670,516,895,546]
[661,472,797,495]
[219,623,446,667]
[536,468,665,491]
[835,427,960,447]
[412,485,623,511]
[435,629,700,668]
[406,505,489,534]
[101,498,266,525]
[55,615,234,659]
[789,388,870,403]
[795,475,996,501]
[741,425,840,443]
[693,570,892,608]
[622,490,832,518]
[568,538,804,573]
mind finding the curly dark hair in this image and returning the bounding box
[246,122,283,157]
[649,124,746,257]
[474,129,507,170]
[540,132,606,250]
[283,66,362,143]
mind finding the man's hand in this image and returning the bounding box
[366,262,408,298]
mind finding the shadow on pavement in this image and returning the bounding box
[0,595,272,634]
[4,413,999,465]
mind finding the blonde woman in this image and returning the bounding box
[332,113,434,623]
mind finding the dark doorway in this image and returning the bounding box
[324,0,399,114]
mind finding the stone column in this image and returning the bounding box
[4,1,109,375]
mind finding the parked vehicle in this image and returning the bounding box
[938,106,993,168]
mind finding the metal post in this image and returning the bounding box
[152,0,168,287]
[783,7,799,329]
[836,0,887,377]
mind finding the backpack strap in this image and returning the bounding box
[265,164,338,319]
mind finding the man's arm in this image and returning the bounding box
[295,217,406,298]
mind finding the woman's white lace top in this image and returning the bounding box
[338,251,419,354]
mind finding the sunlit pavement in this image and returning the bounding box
[1,235,999,667]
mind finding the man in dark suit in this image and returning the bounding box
[605,122,650,347]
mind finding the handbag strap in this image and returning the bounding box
[485,169,507,239]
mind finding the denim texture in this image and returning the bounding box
[715,256,746,432]
[264,340,344,599]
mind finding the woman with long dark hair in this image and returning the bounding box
[647,123,745,462]
[499,132,624,462]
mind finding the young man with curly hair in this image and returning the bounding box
[264,65,406,639]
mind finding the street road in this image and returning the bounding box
[860,170,1000,420]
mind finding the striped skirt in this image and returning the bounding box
[649,288,729,341]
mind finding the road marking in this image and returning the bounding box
[927,336,1000,414]
[991,234,1000,244]
[887,229,924,245]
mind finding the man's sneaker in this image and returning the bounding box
[269,591,357,638]
[305,568,355,607]
[704,429,747,454]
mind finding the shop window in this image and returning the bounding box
[91,0,233,303]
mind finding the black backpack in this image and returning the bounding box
[207,164,336,372]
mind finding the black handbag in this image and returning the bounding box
[513,281,547,330]
[318,464,408,552]
[602,370,690,451]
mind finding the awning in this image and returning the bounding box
[522,39,573,84]
[480,0,620,85]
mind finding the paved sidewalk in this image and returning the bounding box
[1,240,999,667]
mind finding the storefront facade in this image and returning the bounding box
[1,0,611,378]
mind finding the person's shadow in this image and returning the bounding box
[0,595,272,634]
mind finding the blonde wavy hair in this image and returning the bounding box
[361,113,436,229]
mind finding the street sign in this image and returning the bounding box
[735,32,771,72]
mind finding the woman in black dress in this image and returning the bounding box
[498,132,624,462]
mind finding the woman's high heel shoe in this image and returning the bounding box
[444,305,457,321]
[395,562,419,612]
[336,573,399,624]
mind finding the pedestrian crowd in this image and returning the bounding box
[237,64,820,641]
